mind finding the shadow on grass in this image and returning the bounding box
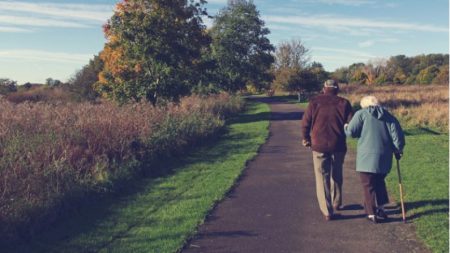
[404,128,442,136]
[405,199,449,220]
[381,199,449,223]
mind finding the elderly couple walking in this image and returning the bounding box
[301,80,405,223]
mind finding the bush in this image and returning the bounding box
[6,86,74,103]
[0,93,243,241]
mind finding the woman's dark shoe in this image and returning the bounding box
[367,215,378,224]
[376,209,389,219]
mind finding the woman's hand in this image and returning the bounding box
[394,151,403,160]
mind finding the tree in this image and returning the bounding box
[0,78,17,94]
[23,82,32,89]
[416,65,440,84]
[362,59,387,85]
[210,0,274,92]
[274,39,310,70]
[309,62,329,86]
[95,0,210,104]
[272,67,298,91]
[332,53,448,85]
[69,55,103,101]
[347,63,366,84]
[286,68,322,100]
[392,69,407,84]
[45,78,62,86]
[432,65,449,84]
[272,39,310,91]
[332,67,349,83]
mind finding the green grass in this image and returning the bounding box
[348,129,449,253]
[6,101,270,253]
[387,131,449,253]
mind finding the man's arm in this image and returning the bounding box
[345,100,354,123]
[301,102,313,146]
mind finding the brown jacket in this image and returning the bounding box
[301,91,353,153]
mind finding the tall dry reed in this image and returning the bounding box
[340,85,448,131]
[0,93,243,240]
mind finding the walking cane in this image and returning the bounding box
[395,158,407,223]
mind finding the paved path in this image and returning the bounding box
[183,98,428,253]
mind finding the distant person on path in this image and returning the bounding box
[344,96,405,223]
[301,79,353,221]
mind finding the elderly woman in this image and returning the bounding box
[344,96,405,223]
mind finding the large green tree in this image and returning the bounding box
[96,0,210,104]
[69,55,103,101]
[210,0,274,92]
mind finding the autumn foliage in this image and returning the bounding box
[95,0,210,104]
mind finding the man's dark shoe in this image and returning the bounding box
[324,215,332,221]
[333,205,343,211]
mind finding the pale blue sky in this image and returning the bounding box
[0,0,448,84]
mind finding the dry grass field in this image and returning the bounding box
[0,93,243,240]
[340,85,449,132]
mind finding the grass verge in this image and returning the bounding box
[6,101,270,253]
[386,130,448,253]
[348,129,449,253]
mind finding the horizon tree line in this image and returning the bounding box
[1,0,448,101]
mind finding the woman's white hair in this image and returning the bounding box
[360,95,379,108]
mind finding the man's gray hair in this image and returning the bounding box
[360,96,379,108]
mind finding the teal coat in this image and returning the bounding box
[345,106,405,174]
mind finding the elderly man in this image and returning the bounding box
[301,80,353,221]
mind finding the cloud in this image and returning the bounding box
[311,49,378,71]
[311,46,376,58]
[264,15,449,33]
[384,3,399,8]
[0,15,89,28]
[0,25,30,32]
[358,40,375,48]
[0,49,93,64]
[205,0,228,4]
[358,38,400,48]
[0,1,113,22]
[266,24,296,31]
[379,38,400,43]
[303,0,375,6]
[0,1,114,31]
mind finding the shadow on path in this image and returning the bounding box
[197,230,258,239]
